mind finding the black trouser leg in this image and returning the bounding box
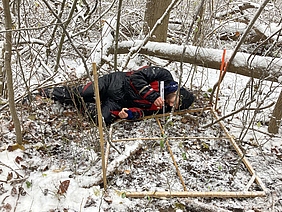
[80,82,96,103]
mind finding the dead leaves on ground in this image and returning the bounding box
[7,144,25,152]
[57,180,70,196]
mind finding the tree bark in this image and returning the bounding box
[143,0,172,42]
[268,90,282,133]
[109,40,282,82]
[3,0,23,145]
[192,0,205,45]
[121,0,179,69]
[0,44,4,97]
[114,0,123,71]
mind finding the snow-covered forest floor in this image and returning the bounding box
[1,0,282,211]
[1,67,281,211]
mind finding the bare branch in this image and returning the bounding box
[202,100,275,128]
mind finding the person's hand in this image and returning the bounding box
[154,97,164,109]
[118,108,129,119]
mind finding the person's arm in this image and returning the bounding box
[130,66,175,103]
[117,108,144,120]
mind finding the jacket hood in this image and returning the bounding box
[179,87,195,110]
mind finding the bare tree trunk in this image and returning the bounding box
[53,0,78,74]
[268,90,282,134]
[3,0,23,145]
[0,44,4,96]
[121,0,179,69]
[114,0,123,71]
[193,0,205,45]
[143,0,172,42]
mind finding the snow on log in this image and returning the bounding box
[77,140,143,188]
[110,40,282,82]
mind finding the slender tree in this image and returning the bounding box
[268,90,282,133]
[0,44,4,97]
[3,0,23,145]
[114,0,123,71]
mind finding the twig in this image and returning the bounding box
[112,136,228,143]
[209,0,271,104]
[0,161,23,179]
[156,118,187,191]
[202,99,268,128]
[41,0,91,80]
[98,190,105,212]
[205,100,275,128]
[231,124,279,138]
[211,109,268,193]
[114,0,123,71]
[105,121,123,154]
[71,0,117,38]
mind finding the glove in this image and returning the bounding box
[125,109,133,120]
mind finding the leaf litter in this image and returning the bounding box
[1,82,281,212]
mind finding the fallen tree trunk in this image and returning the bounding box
[108,40,282,82]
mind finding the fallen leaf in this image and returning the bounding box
[53,166,66,173]
[28,114,36,121]
[11,186,17,197]
[7,144,25,151]
[124,170,131,175]
[57,180,70,195]
[7,172,13,181]
[8,122,14,131]
[3,203,12,211]
[104,196,113,203]
[15,156,23,164]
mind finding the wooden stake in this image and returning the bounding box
[112,136,229,143]
[215,49,227,110]
[245,174,257,191]
[137,107,211,120]
[211,108,268,193]
[124,190,266,198]
[92,63,107,189]
[156,118,187,191]
[106,107,267,198]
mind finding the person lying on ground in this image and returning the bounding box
[40,66,195,125]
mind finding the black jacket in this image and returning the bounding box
[44,66,194,125]
[81,66,176,124]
